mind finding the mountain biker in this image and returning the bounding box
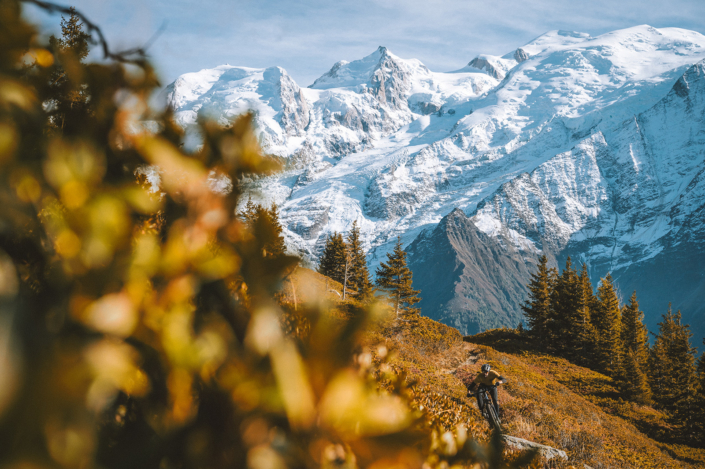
[466,364,507,419]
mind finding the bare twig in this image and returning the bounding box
[22,0,167,64]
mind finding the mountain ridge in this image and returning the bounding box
[165,25,705,340]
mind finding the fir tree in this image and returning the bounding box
[592,274,622,376]
[649,306,699,436]
[318,232,346,285]
[621,349,652,405]
[572,263,599,367]
[618,291,651,403]
[621,292,650,365]
[346,221,373,301]
[375,237,421,317]
[521,255,553,349]
[549,257,581,355]
[696,339,705,446]
[265,203,286,258]
[240,201,286,258]
[241,197,257,225]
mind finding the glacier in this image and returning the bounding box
[165,25,705,338]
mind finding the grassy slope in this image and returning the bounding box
[282,268,705,468]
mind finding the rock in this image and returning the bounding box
[418,102,442,115]
[514,48,530,63]
[502,435,567,461]
[468,57,505,79]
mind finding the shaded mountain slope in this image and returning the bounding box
[407,209,541,334]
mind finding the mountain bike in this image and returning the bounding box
[475,384,501,431]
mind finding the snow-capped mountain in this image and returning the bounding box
[166,26,705,338]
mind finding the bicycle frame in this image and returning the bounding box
[475,385,501,430]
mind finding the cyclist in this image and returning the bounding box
[466,364,507,420]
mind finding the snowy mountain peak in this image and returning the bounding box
[309,46,418,90]
[165,27,705,339]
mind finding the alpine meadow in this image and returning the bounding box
[1,1,705,469]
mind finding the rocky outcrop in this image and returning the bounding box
[513,48,530,63]
[502,435,568,461]
[468,57,505,79]
[407,209,541,335]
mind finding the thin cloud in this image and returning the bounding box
[22,0,705,88]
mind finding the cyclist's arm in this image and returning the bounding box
[495,376,507,385]
[466,376,480,394]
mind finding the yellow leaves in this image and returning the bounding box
[319,370,412,438]
[81,292,138,338]
[0,79,36,111]
[0,120,17,165]
[55,229,81,258]
[271,340,316,430]
[84,339,149,411]
[44,419,94,469]
[167,368,195,424]
[132,134,206,194]
[29,48,54,67]
[44,139,105,191]
[245,307,284,355]
[10,168,42,203]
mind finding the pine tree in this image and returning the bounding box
[346,221,373,301]
[241,197,257,225]
[696,339,705,446]
[592,274,622,376]
[521,255,553,349]
[618,291,651,403]
[47,7,92,134]
[318,233,346,285]
[265,203,286,258]
[240,201,286,258]
[648,306,699,437]
[621,292,650,365]
[549,257,581,355]
[621,349,652,405]
[375,237,420,317]
[572,263,599,367]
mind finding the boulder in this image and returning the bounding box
[502,435,567,461]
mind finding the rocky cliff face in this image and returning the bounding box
[165,26,705,340]
[408,209,541,334]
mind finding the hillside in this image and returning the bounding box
[282,268,705,468]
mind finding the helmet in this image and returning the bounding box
[481,364,491,373]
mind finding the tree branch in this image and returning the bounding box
[22,0,167,64]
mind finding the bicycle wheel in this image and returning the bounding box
[486,403,501,431]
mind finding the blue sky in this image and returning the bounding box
[23,0,705,88]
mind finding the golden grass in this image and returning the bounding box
[280,271,705,468]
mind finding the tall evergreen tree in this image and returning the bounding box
[550,257,581,355]
[521,255,553,349]
[572,263,599,367]
[618,291,651,403]
[648,306,699,436]
[241,197,257,225]
[346,221,373,301]
[375,237,420,317]
[318,233,346,285]
[696,339,705,446]
[240,201,286,258]
[621,292,650,365]
[265,203,286,258]
[592,274,622,376]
